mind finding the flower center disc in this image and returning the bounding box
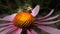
[13,11,35,28]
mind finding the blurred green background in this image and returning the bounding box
[0,0,60,14]
[0,0,60,34]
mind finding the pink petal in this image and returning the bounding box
[0,23,13,27]
[6,26,17,34]
[30,29,38,34]
[31,5,40,17]
[37,9,54,20]
[0,13,17,21]
[37,25,60,34]
[35,20,60,24]
[27,30,31,34]
[0,25,15,34]
[41,15,60,21]
[0,25,14,32]
[27,29,37,34]
[12,28,22,34]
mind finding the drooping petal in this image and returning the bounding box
[12,28,22,34]
[0,13,17,21]
[6,26,17,34]
[0,25,15,34]
[37,25,60,34]
[35,20,60,24]
[27,29,37,34]
[37,9,54,20]
[0,25,14,32]
[41,14,60,21]
[31,5,40,17]
[27,30,31,34]
[0,23,13,27]
[30,29,38,34]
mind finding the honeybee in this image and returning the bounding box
[23,7,32,13]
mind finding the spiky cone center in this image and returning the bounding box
[13,11,35,28]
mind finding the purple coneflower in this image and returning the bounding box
[0,5,60,34]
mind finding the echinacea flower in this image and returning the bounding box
[0,5,60,34]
